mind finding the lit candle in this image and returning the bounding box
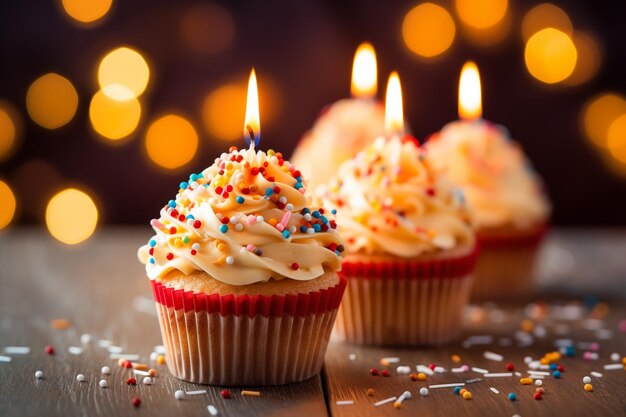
[244,68,261,148]
[351,42,377,98]
[458,61,482,121]
[384,71,404,138]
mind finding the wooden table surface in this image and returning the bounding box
[1,228,625,417]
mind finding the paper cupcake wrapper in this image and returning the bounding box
[471,226,547,301]
[334,248,477,346]
[151,277,346,386]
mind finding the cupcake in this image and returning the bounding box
[291,43,385,190]
[138,146,346,385]
[322,136,477,346]
[426,121,550,300]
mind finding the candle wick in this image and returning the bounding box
[245,124,257,149]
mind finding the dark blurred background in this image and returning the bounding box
[1,0,626,243]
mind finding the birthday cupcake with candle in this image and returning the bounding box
[426,62,551,300]
[137,70,346,386]
[322,73,477,346]
[291,43,385,191]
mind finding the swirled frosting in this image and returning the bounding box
[138,147,344,285]
[291,98,385,190]
[320,136,475,258]
[426,120,551,230]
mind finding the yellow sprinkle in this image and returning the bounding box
[148,368,157,377]
[366,388,375,397]
[50,319,71,330]
[584,383,593,392]
[393,402,402,409]
[459,388,467,395]
[174,238,182,247]
[379,358,389,366]
[267,149,275,156]
[156,355,166,365]
[133,363,149,371]
[451,354,461,363]
[217,243,227,252]
[241,390,261,397]
[417,372,427,381]
[520,378,533,385]
[268,218,277,226]
[462,391,472,400]
[521,319,534,332]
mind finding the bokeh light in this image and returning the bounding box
[202,78,280,142]
[46,188,98,245]
[563,32,602,87]
[581,93,626,149]
[460,8,511,48]
[524,28,577,84]
[180,2,234,55]
[607,114,626,164]
[455,0,508,29]
[0,100,20,162]
[522,3,573,42]
[61,0,113,24]
[0,179,17,230]
[351,42,377,98]
[145,114,198,169]
[26,73,78,129]
[402,3,456,58]
[89,89,141,141]
[98,47,150,101]
[12,160,63,220]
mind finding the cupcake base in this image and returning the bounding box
[151,274,346,386]
[333,246,477,347]
[471,224,547,301]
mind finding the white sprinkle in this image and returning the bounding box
[484,351,503,361]
[97,339,111,348]
[527,371,550,376]
[143,376,152,385]
[150,352,158,361]
[554,339,573,347]
[4,346,31,355]
[416,365,435,375]
[419,387,429,397]
[80,334,92,344]
[434,366,446,373]
[382,357,400,364]
[603,363,623,370]
[485,373,513,377]
[134,370,149,376]
[192,243,201,251]
[185,390,207,396]
[451,366,467,373]
[0,356,12,363]
[583,376,591,384]
[110,353,140,360]
[428,383,465,389]
[515,372,522,377]
[235,224,243,231]
[462,335,493,348]
[154,345,166,354]
[76,374,85,382]
[396,366,411,375]
[465,378,482,384]
[99,379,108,388]
[524,356,533,364]
[610,353,621,362]
[528,360,541,369]
[35,370,44,379]
[207,405,218,415]
[348,353,356,361]
[256,216,264,223]
[490,387,500,394]
[535,379,543,387]
[591,371,603,378]
[336,400,354,405]
[101,366,111,375]
[107,346,123,354]
[225,256,234,265]
[471,367,488,374]
[175,390,185,400]
[532,375,545,379]
[68,346,83,355]
[303,213,312,221]
[374,397,396,407]
[285,204,294,211]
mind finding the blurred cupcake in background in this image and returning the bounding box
[291,43,385,190]
[322,73,477,346]
[426,62,551,301]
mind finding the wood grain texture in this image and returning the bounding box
[1,228,626,417]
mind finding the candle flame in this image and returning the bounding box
[385,71,404,136]
[351,42,377,97]
[244,68,260,147]
[458,61,482,120]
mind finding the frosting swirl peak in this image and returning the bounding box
[138,147,344,285]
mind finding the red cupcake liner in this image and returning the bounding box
[340,244,479,280]
[151,276,346,318]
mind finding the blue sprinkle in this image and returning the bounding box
[331,209,337,215]
[320,215,328,224]
[549,363,557,371]
[565,346,576,357]
[149,239,157,247]
[508,393,516,401]
[179,181,189,189]
[295,176,302,182]
[312,210,320,218]
[313,224,321,232]
[282,230,291,239]
[552,370,561,379]
[295,183,303,190]
[265,188,274,197]
[236,196,245,204]
[186,214,195,220]
[302,208,310,214]
[168,200,176,208]
[149,258,155,264]
[189,174,197,182]
[454,386,462,395]
[299,225,307,233]
[219,224,228,233]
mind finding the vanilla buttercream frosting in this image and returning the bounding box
[291,98,385,190]
[426,121,550,230]
[138,146,344,285]
[321,136,474,258]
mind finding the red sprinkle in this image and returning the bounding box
[221,389,231,399]
[505,363,515,372]
[190,249,197,256]
[291,263,299,270]
[426,188,436,197]
[171,209,179,218]
[534,392,542,400]
[132,397,141,407]
[226,184,233,192]
[193,220,202,229]
[149,248,154,256]
[124,361,133,369]
[381,370,390,377]
[266,176,275,182]
[169,227,177,235]
[557,364,565,372]
[369,368,379,376]
[178,214,185,222]
[273,186,281,194]
[215,186,224,195]
[166,253,174,261]
[428,364,437,371]
[126,377,137,385]
[242,187,250,194]
[250,167,259,176]
[44,345,54,355]
[220,217,230,224]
